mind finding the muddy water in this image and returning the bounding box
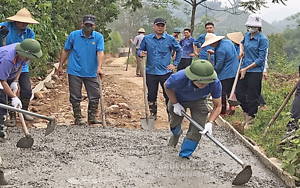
[0,125,286,188]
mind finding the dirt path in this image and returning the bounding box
[0,58,287,187]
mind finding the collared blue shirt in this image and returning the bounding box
[165,70,222,102]
[0,22,35,73]
[234,44,240,55]
[241,32,268,72]
[0,43,28,81]
[194,33,217,63]
[64,30,104,77]
[179,37,200,59]
[214,39,239,81]
[138,33,182,75]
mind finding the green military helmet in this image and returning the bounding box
[185,59,217,84]
[15,39,42,59]
[174,27,181,33]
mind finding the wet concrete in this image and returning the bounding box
[0,125,286,188]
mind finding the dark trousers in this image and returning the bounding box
[258,94,266,105]
[68,74,100,104]
[291,80,300,122]
[177,58,193,71]
[146,72,172,105]
[220,77,235,95]
[236,72,263,118]
[0,89,7,116]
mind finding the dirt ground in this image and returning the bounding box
[0,57,287,187]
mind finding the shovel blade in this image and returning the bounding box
[228,99,241,107]
[232,165,252,185]
[16,137,34,148]
[45,119,56,136]
[140,118,155,130]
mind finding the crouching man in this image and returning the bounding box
[164,59,222,158]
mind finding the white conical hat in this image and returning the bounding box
[201,33,225,48]
[227,32,244,45]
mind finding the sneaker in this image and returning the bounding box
[280,121,299,144]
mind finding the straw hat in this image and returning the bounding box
[6,8,39,24]
[227,32,244,45]
[201,33,225,48]
[138,28,145,33]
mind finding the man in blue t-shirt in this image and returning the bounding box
[57,15,104,126]
[0,8,39,125]
[164,59,222,158]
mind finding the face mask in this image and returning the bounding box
[83,25,93,34]
[248,27,258,33]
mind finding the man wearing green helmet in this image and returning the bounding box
[0,38,42,141]
[164,59,222,158]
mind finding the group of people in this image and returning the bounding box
[0,7,298,185]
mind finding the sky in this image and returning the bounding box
[219,0,300,23]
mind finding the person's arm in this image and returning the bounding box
[214,50,225,73]
[57,49,70,76]
[0,80,15,98]
[164,81,178,104]
[207,97,222,122]
[138,37,147,57]
[97,51,104,77]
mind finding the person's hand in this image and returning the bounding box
[140,51,147,57]
[239,50,244,59]
[194,52,199,57]
[189,53,195,57]
[0,25,9,38]
[57,65,64,77]
[167,64,176,71]
[263,72,268,80]
[200,122,213,135]
[11,96,22,108]
[10,81,18,92]
[129,39,133,43]
[207,49,214,54]
[240,68,247,79]
[173,103,184,116]
[97,67,104,78]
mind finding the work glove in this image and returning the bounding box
[173,102,184,116]
[200,122,213,135]
[11,96,22,108]
[0,26,9,38]
[10,81,18,92]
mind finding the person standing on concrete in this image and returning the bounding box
[193,22,216,64]
[0,8,40,126]
[281,63,300,144]
[138,18,183,120]
[130,28,145,77]
[0,39,42,141]
[236,14,269,129]
[177,28,199,71]
[164,59,222,158]
[57,15,104,126]
[201,33,239,116]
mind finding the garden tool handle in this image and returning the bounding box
[181,111,245,167]
[229,57,243,100]
[17,105,30,136]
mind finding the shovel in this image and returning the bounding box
[0,103,56,136]
[181,111,252,185]
[140,60,155,130]
[228,58,243,106]
[16,106,34,148]
[97,75,107,128]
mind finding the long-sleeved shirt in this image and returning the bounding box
[138,33,183,75]
[179,37,200,59]
[132,34,144,49]
[0,22,35,73]
[241,32,269,72]
[214,39,239,81]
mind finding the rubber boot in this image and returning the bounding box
[20,98,34,121]
[0,156,8,185]
[168,125,182,147]
[72,103,86,125]
[0,116,7,142]
[88,102,101,124]
[179,137,198,158]
[220,94,227,116]
[6,111,16,127]
[148,101,157,120]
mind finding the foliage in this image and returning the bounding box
[267,33,288,72]
[105,31,124,54]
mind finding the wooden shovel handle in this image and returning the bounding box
[17,106,30,135]
[228,58,243,101]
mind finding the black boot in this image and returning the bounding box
[72,103,86,125]
[6,110,16,127]
[148,101,157,120]
[20,98,34,121]
[0,116,7,142]
[88,102,101,124]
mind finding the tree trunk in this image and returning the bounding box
[190,0,197,35]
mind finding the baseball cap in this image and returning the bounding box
[154,18,166,25]
[83,15,96,25]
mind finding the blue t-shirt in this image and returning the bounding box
[138,33,183,75]
[241,32,268,72]
[0,43,28,80]
[64,30,104,77]
[165,70,222,102]
[214,39,239,80]
[0,22,35,73]
[194,33,217,63]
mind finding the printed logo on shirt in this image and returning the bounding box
[92,42,95,45]
[22,35,24,39]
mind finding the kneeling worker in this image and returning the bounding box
[164,59,222,158]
